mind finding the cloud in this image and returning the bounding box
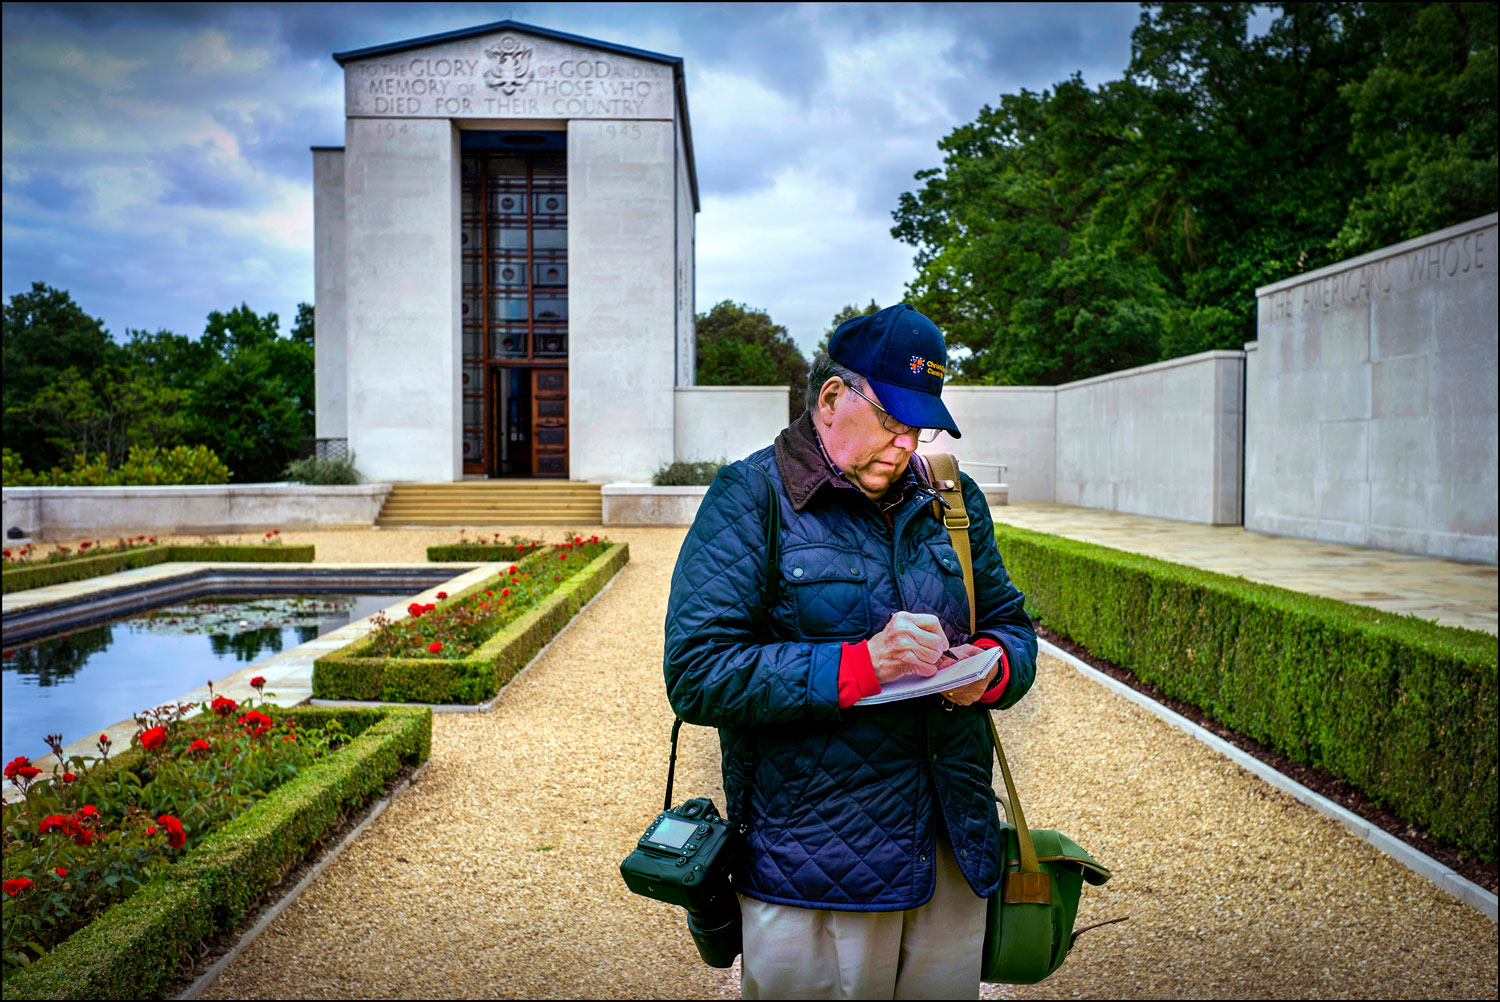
[1,1,1145,351]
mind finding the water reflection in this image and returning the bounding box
[2,593,408,765]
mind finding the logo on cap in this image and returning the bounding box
[909,356,926,375]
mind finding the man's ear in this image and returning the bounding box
[816,377,843,426]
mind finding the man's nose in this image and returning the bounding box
[892,429,920,450]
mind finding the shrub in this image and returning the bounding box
[281,452,360,485]
[1,544,315,594]
[316,541,629,703]
[1,697,351,974]
[993,522,1499,861]
[0,705,429,1000]
[2,446,231,486]
[427,532,547,563]
[651,459,725,486]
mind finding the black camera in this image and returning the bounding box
[620,796,742,968]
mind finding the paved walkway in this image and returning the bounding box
[188,527,1495,1000]
[991,503,1498,635]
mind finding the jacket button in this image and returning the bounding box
[792,567,804,578]
[959,848,968,860]
[920,855,927,863]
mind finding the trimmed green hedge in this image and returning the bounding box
[316,543,630,703]
[1,545,316,594]
[993,522,1499,861]
[425,544,535,562]
[1,705,430,1001]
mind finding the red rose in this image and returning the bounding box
[502,588,511,597]
[251,675,266,688]
[282,734,296,741]
[3,878,33,896]
[508,565,517,574]
[156,814,186,848]
[190,739,211,753]
[423,603,436,613]
[239,710,273,738]
[265,532,273,538]
[147,825,157,835]
[436,591,448,600]
[16,765,41,780]
[80,541,91,550]
[140,725,167,750]
[408,603,423,617]
[72,828,97,847]
[99,733,110,744]
[3,755,30,780]
[485,590,493,597]
[428,641,443,654]
[54,867,67,877]
[61,772,77,784]
[76,805,98,819]
[211,695,238,717]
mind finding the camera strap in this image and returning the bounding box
[659,463,782,834]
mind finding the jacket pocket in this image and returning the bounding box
[926,537,972,633]
[780,543,871,640]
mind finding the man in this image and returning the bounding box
[663,303,1036,999]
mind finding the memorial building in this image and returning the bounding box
[312,21,702,483]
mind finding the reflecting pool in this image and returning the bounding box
[2,593,408,765]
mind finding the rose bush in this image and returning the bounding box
[363,537,610,661]
[2,536,158,569]
[0,694,347,973]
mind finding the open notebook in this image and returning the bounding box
[853,646,1003,706]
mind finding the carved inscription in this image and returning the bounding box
[1267,227,1490,320]
[349,34,673,119]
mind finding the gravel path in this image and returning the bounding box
[199,527,1496,1000]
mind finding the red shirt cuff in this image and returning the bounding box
[973,639,1009,703]
[838,641,882,708]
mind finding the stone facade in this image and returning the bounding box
[311,21,761,485]
[1248,213,1498,562]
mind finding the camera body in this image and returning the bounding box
[620,797,742,967]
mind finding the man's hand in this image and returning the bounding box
[868,612,949,683]
[938,643,998,705]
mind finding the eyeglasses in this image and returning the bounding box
[843,381,943,443]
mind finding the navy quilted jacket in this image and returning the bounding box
[663,415,1037,911]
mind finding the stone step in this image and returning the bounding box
[375,481,604,527]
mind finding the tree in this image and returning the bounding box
[17,366,188,468]
[1,283,121,469]
[695,301,810,424]
[815,300,880,357]
[891,4,1495,385]
[290,302,315,347]
[1332,2,1498,255]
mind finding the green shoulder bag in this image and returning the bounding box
[923,452,1115,985]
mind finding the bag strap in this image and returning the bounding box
[923,453,975,636]
[923,453,1051,904]
[661,463,780,831]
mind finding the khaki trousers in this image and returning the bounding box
[738,836,986,1000]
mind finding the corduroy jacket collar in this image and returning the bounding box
[773,410,929,514]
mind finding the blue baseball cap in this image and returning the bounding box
[827,303,961,439]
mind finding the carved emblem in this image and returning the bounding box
[484,35,534,94]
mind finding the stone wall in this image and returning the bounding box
[1249,213,1497,562]
[1055,351,1244,525]
[919,387,1055,503]
[673,387,789,466]
[342,118,462,483]
[568,119,677,483]
[0,485,393,542]
[919,352,1243,523]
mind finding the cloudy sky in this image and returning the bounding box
[3,2,1156,355]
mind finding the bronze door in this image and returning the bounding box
[532,369,568,478]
